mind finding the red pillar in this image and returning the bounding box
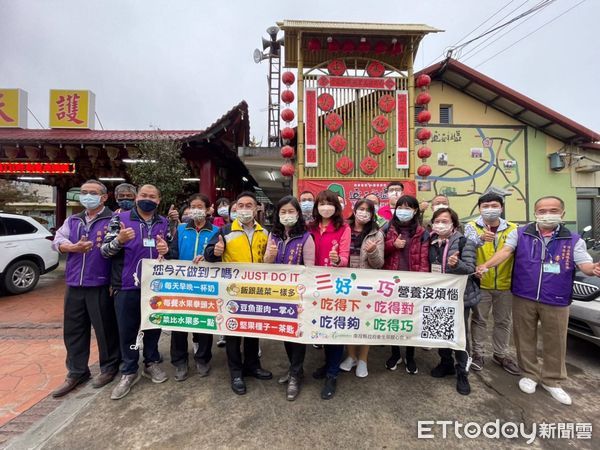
[199,158,216,203]
[55,184,67,226]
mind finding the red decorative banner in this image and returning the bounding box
[328,134,347,153]
[396,90,409,169]
[335,156,354,175]
[317,76,396,90]
[366,61,385,78]
[0,162,76,174]
[327,59,347,76]
[360,156,379,175]
[367,135,386,155]
[305,88,318,168]
[372,115,390,134]
[317,93,335,112]
[378,94,396,113]
[325,113,343,132]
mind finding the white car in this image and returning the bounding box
[0,213,59,294]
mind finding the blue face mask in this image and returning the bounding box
[137,199,158,213]
[80,194,101,210]
[300,201,314,213]
[395,209,415,222]
[117,199,134,211]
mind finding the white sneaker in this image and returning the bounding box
[192,342,200,354]
[542,384,572,405]
[339,356,357,372]
[518,377,537,394]
[356,360,368,378]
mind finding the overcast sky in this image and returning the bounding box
[2,0,598,140]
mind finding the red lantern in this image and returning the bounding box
[281,127,295,141]
[341,40,355,52]
[327,37,341,52]
[374,41,388,54]
[389,39,403,55]
[282,71,295,86]
[307,38,321,51]
[417,146,432,159]
[417,128,432,141]
[366,61,385,78]
[281,145,295,159]
[317,93,335,111]
[417,164,432,177]
[281,108,295,122]
[327,59,347,76]
[416,74,432,88]
[357,39,370,53]
[416,92,432,105]
[281,90,294,104]
[417,110,432,124]
[281,163,295,177]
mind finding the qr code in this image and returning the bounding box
[421,306,455,340]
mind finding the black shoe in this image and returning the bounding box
[385,355,402,371]
[286,376,301,401]
[231,377,246,395]
[244,367,272,380]
[312,344,323,349]
[431,362,456,378]
[321,376,337,400]
[312,365,327,380]
[405,358,418,375]
[174,365,189,382]
[456,371,471,395]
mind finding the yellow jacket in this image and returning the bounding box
[466,218,516,290]
[204,219,268,263]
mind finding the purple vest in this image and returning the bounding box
[511,224,579,306]
[117,211,169,290]
[64,209,112,287]
[272,232,311,265]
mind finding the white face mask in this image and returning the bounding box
[433,204,449,212]
[189,208,206,221]
[536,213,562,229]
[355,210,371,224]
[217,206,229,218]
[318,205,335,219]
[480,207,502,221]
[279,213,298,227]
[236,209,254,224]
[432,222,453,236]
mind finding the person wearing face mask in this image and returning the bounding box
[378,181,404,221]
[382,195,430,375]
[114,183,137,213]
[168,194,219,382]
[464,193,520,376]
[263,196,315,400]
[339,199,384,378]
[101,184,175,399]
[477,196,600,405]
[298,190,315,225]
[365,193,387,227]
[309,190,351,400]
[429,207,480,396]
[51,180,120,397]
[204,191,272,395]
[212,198,231,227]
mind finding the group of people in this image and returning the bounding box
[51,179,600,405]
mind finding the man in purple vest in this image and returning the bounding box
[51,180,120,397]
[101,184,175,400]
[477,196,600,405]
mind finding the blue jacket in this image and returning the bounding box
[177,220,218,261]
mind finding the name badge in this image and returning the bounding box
[143,238,156,248]
[349,254,361,269]
[431,263,442,273]
[543,262,560,274]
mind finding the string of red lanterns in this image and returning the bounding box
[415,73,433,178]
[280,71,296,177]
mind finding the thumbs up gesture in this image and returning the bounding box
[364,238,381,254]
[394,235,406,249]
[482,224,495,243]
[448,251,460,268]
[156,234,168,257]
[167,204,179,222]
[329,242,340,265]
[265,238,279,259]
[117,222,135,244]
[214,235,225,257]
[72,235,93,253]
[592,262,600,277]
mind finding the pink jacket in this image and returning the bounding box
[310,222,351,267]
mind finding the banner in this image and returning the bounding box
[141,260,467,350]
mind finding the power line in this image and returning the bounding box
[26,107,45,128]
[94,111,105,130]
[474,0,587,68]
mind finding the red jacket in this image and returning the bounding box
[383,224,430,272]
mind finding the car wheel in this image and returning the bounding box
[4,260,40,294]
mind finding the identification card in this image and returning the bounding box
[431,263,442,273]
[143,238,156,247]
[349,254,361,269]
[543,262,560,274]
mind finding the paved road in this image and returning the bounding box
[1,272,599,449]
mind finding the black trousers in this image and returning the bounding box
[389,346,415,361]
[284,341,306,377]
[170,332,213,367]
[225,336,260,378]
[63,285,120,377]
[438,307,471,371]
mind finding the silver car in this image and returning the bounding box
[569,272,600,347]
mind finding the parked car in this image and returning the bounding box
[569,271,600,347]
[0,213,59,294]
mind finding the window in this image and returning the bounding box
[440,105,453,124]
[1,218,37,236]
[415,105,424,123]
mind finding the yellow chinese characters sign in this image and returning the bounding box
[0,89,28,128]
[49,89,95,129]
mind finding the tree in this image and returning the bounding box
[126,139,190,213]
[0,180,41,209]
